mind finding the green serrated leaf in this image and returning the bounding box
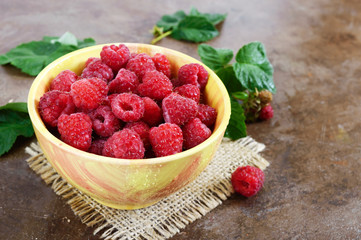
[171,16,219,43]
[0,108,34,156]
[0,54,9,64]
[224,98,247,140]
[215,66,245,93]
[189,7,227,25]
[77,38,96,48]
[233,42,275,93]
[156,10,187,32]
[0,102,28,113]
[198,44,233,71]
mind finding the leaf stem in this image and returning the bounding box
[151,30,173,45]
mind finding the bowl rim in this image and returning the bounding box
[28,43,231,165]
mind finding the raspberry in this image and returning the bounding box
[138,70,173,100]
[111,93,145,122]
[88,139,107,155]
[70,78,108,111]
[152,53,171,78]
[81,58,114,83]
[57,113,93,151]
[38,90,76,127]
[141,97,163,126]
[231,166,264,197]
[174,84,200,102]
[103,129,145,159]
[100,44,130,71]
[259,90,273,104]
[124,121,150,149]
[182,118,211,150]
[126,53,156,80]
[102,93,118,107]
[149,123,183,157]
[108,68,139,94]
[259,104,274,120]
[50,70,78,92]
[88,105,121,137]
[197,104,217,127]
[177,63,209,90]
[162,93,198,126]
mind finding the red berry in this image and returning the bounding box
[81,58,114,83]
[58,113,93,151]
[162,93,198,126]
[124,121,150,149]
[259,104,274,120]
[126,53,156,80]
[88,139,107,155]
[197,104,217,127]
[70,78,108,111]
[141,97,163,126]
[152,53,171,78]
[50,70,78,92]
[182,118,212,150]
[231,166,264,197]
[88,105,121,137]
[100,44,130,71]
[108,68,139,94]
[38,90,76,127]
[137,70,173,100]
[177,63,209,90]
[111,93,145,122]
[103,129,145,159]
[174,84,200,102]
[149,123,183,157]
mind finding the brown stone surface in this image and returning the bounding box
[1,0,360,239]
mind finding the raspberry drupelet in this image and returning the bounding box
[149,123,183,157]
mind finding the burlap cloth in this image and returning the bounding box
[25,137,269,240]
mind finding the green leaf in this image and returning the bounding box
[189,7,227,25]
[215,66,245,93]
[232,91,249,101]
[224,98,247,140]
[0,32,96,76]
[233,42,275,93]
[171,16,219,43]
[198,44,233,71]
[156,10,187,32]
[0,103,34,156]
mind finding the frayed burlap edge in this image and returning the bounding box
[25,137,269,240]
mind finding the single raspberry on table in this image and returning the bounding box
[81,58,114,83]
[111,93,145,122]
[137,70,173,100]
[50,70,78,92]
[108,68,139,94]
[152,53,171,78]
[141,97,163,127]
[88,139,107,155]
[70,77,108,111]
[182,118,212,150]
[126,53,156,80]
[174,84,200,102]
[57,113,93,151]
[88,105,121,137]
[162,93,198,126]
[100,44,130,71]
[39,90,76,127]
[259,104,274,120]
[103,129,145,159]
[124,121,150,149]
[149,123,183,157]
[197,104,217,127]
[231,166,265,197]
[177,63,209,90]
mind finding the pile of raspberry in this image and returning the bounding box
[39,44,217,159]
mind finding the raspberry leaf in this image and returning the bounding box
[189,7,227,25]
[171,16,219,43]
[0,102,34,156]
[0,32,96,76]
[233,42,275,93]
[225,98,247,140]
[156,10,187,32]
[215,66,245,93]
[198,44,233,71]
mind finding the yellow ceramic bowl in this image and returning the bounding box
[28,43,231,209]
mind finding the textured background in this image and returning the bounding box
[0,0,360,239]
